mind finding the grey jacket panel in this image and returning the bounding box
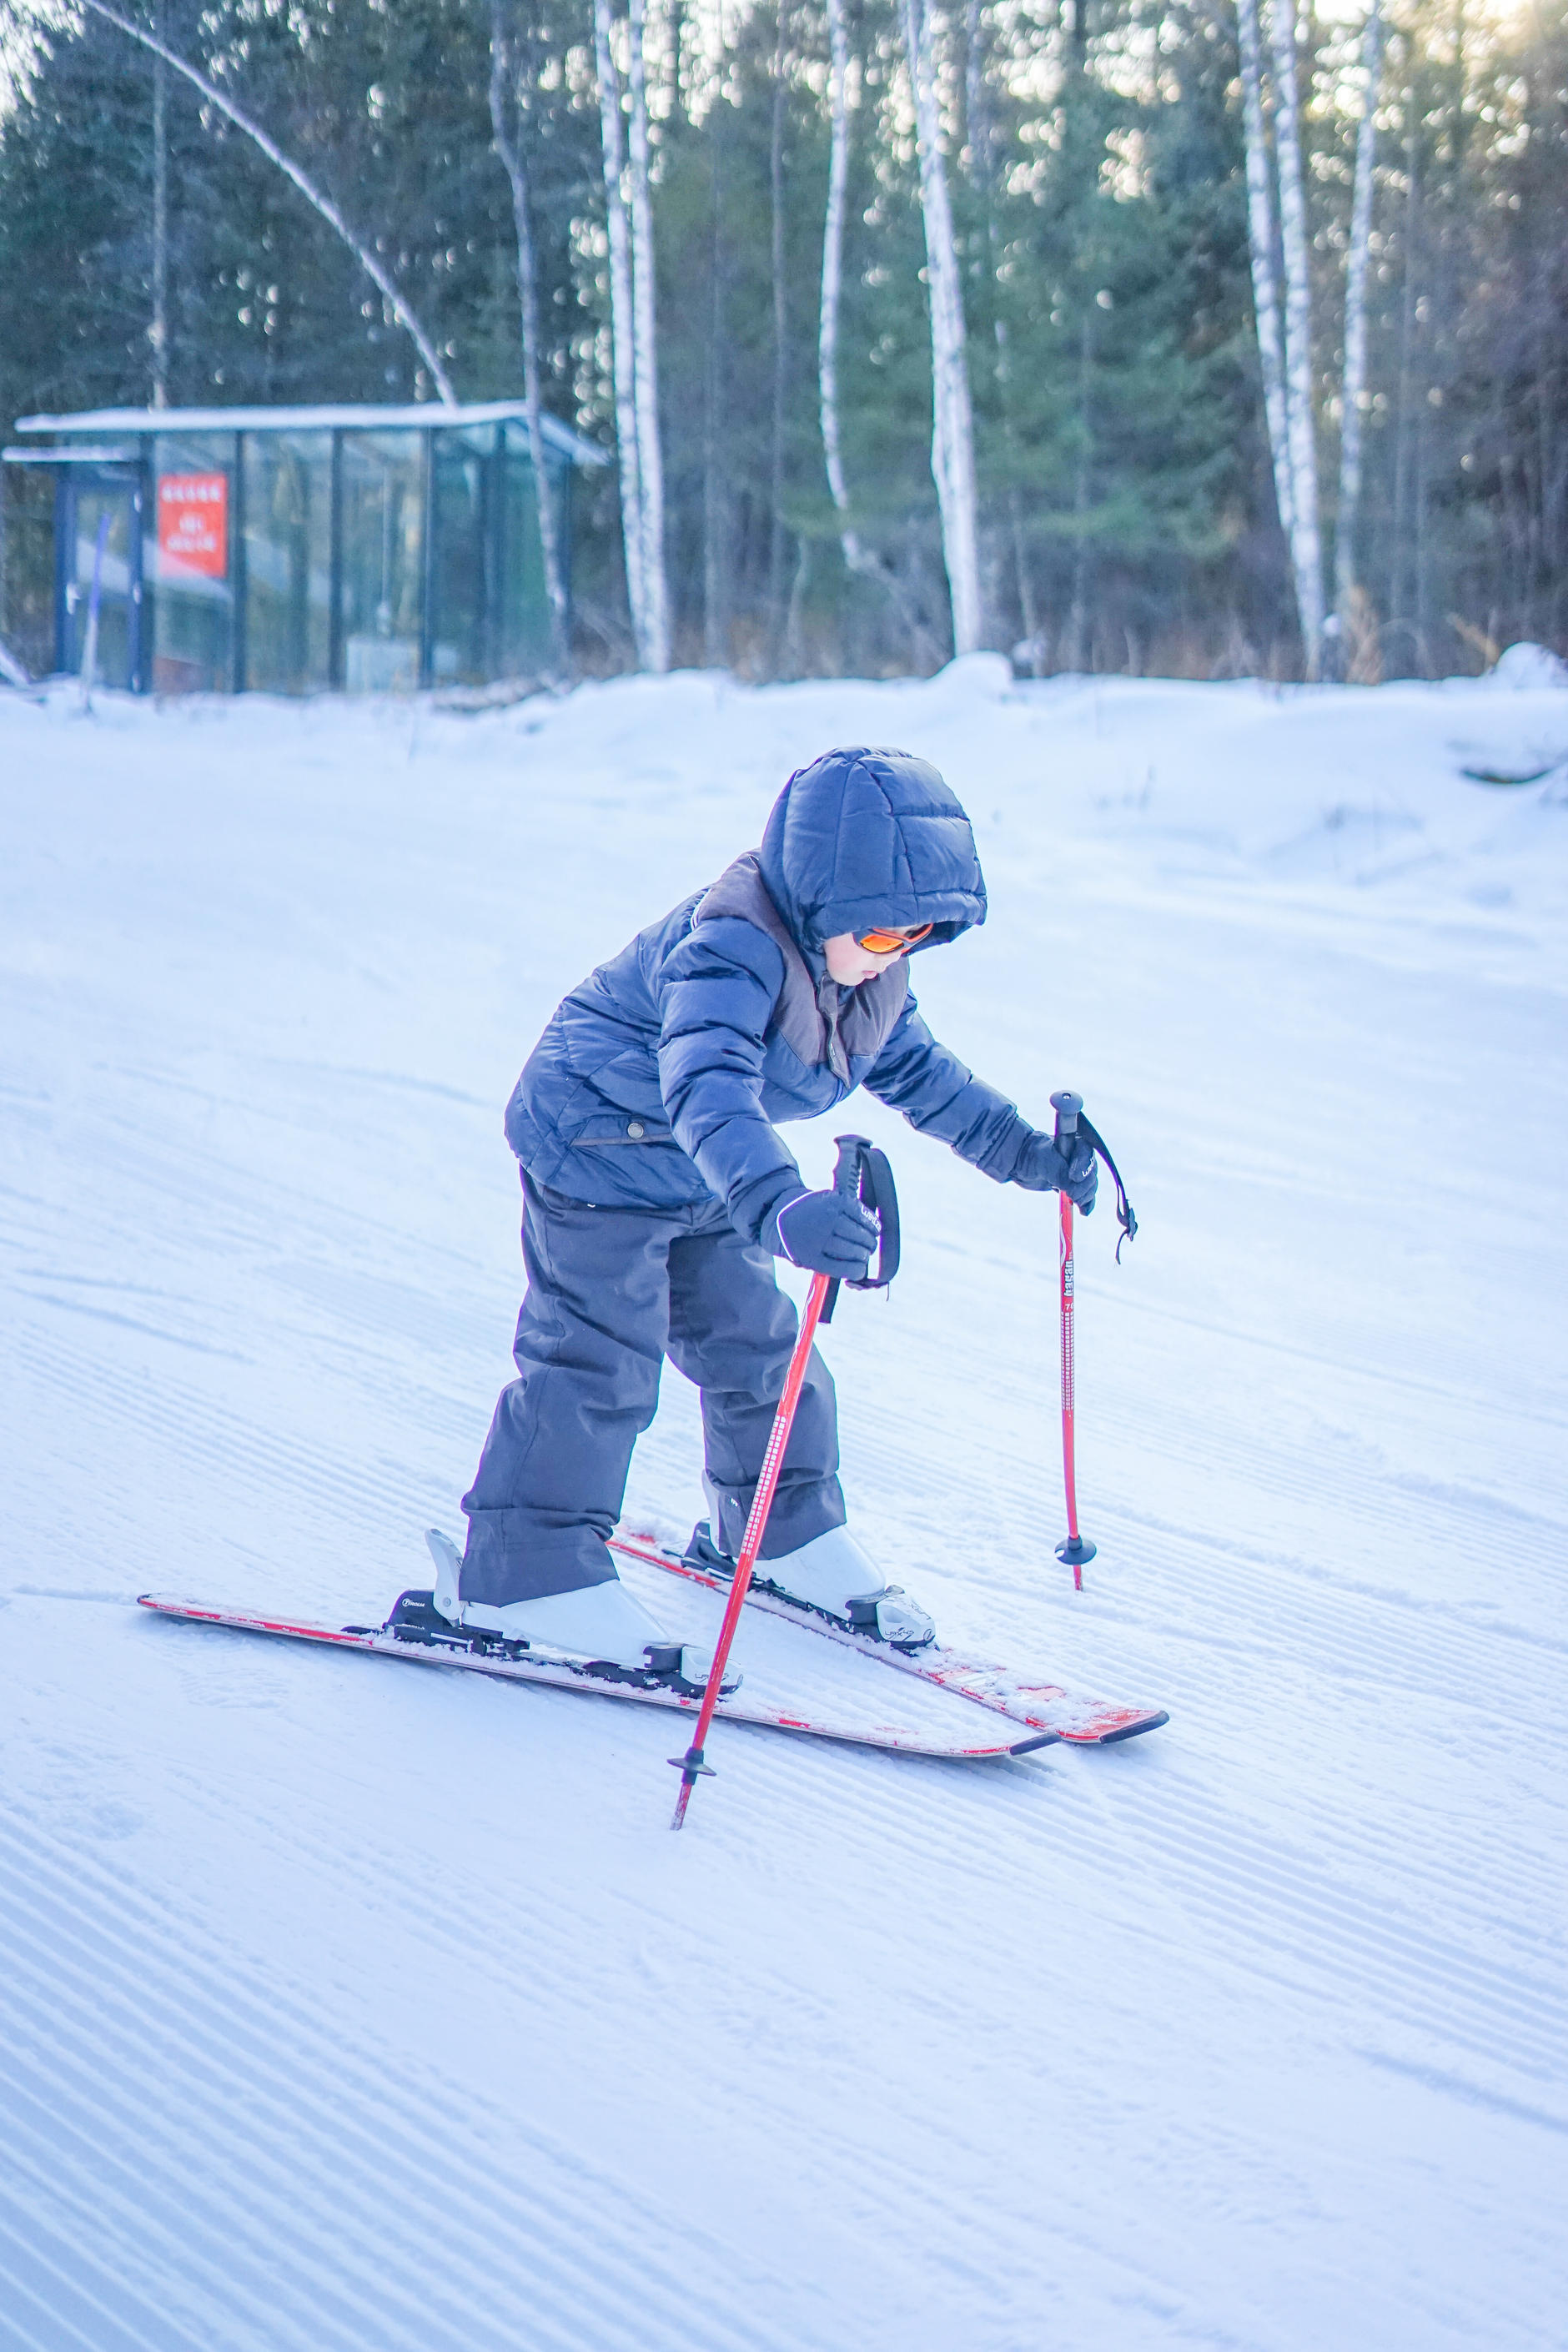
[695,851,909,1083]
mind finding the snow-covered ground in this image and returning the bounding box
[2,655,1565,2352]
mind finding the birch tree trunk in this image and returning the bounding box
[82,0,457,400]
[703,83,729,668]
[964,0,1038,652]
[767,0,789,666]
[625,0,671,671]
[819,0,859,560]
[1066,306,1093,667]
[1268,0,1326,673]
[819,0,941,667]
[592,0,647,661]
[1388,125,1419,621]
[150,0,168,406]
[489,0,570,677]
[1236,0,1294,550]
[1335,0,1383,616]
[899,0,984,656]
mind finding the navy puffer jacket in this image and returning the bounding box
[505,746,1035,1237]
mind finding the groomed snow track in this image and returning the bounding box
[2,665,1565,2349]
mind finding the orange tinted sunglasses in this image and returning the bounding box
[856,921,933,956]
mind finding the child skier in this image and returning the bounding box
[424,746,1097,1683]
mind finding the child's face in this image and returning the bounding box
[822,929,924,986]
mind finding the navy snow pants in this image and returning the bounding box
[460,1173,846,1605]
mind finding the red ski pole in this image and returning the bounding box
[671,1136,885,1829]
[1049,1089,1096,1591]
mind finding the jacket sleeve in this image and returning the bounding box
[863,991,1033,1181]
[656,916,806,1239]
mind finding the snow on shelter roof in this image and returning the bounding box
[15,402,609,467]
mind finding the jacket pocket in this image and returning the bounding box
[570,1113,677,1148]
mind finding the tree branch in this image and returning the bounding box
[78,0,457,403]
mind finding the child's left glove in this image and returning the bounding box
[1014,1129,1098,1214]
[765,1186,881,1278]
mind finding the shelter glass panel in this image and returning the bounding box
[63,472,140,690]
[243,431,331,693]
[430,425,495,686]
[148,433,235,693]
[339,431,424,691]
[498,429,552,680]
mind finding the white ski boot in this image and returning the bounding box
[420,1530,737,1692]
[695,1495,936,1649]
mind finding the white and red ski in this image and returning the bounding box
[136,1595,1058,1762]
[610,1532,1169,1746]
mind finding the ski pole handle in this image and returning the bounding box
[832,1133,867,1194]
[1050,1088,1083,1161]
[819,1133,867,1326]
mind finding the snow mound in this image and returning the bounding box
[926,650,1015,701]
[1485,641,1568,690]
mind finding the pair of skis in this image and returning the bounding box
[136,1523,1165,1767]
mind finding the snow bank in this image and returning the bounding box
[1485,640,1568,691]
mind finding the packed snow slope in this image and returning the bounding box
[2,656,1565,2352]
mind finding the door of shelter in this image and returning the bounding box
[61,469,144,690]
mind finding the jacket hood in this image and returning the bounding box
[756,746,987,953]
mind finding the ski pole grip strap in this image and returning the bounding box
[854,1144,900,1289]
[1077,1113,1138,1262]
[829,1133,901,1294]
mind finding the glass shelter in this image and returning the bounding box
[6,403,603,694]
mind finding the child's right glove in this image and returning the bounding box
[1014,1130,1098,1214]
[766,1186,880,1279]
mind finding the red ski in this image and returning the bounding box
[136,1595,1058,1762]
[611,1533,1169,1746]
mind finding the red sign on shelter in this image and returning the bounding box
[158,472,229,577]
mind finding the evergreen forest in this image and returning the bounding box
[1,0,1565,681]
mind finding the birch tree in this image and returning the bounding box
[702,52,729,666]
[593,0,648,661]
[489,0,570,676]
[1236,0,1295,549]
[768,0,790,654]
[624,0,670,671]
[1267,0,1325,673]
[150,0,168,405]
[819,0,939,662]
[819,0,862,573]
[1335,0,1384,621]
[78,0,457,401]
[963,0,1038,658]
[899,0,984,655]
[1235,0,1326,674]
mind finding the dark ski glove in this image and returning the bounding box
[1014,1129,1098,1215]
[765,1186,880,1279]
